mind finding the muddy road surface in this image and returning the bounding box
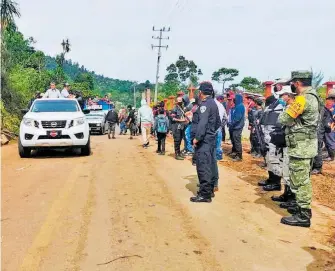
[2,135,334,271]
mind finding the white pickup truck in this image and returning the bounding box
[19,99,91,158]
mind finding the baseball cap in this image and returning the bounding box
[276,86,296,96]
[198,81,214,94]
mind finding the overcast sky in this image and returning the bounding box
[16,0,335,87]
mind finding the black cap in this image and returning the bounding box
[199,81,214,95]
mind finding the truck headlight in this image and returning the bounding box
[23,119,39,128]
[23,118,34,126]
[73,117,85,126]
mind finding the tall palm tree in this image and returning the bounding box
[0,0,21,29]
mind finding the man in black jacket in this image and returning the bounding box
[190,81,221,203]
[105,108,119,139]
[126,105,136,140]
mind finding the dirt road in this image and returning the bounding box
[1,135,334,271]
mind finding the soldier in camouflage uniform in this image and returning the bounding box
[279,71,320,228]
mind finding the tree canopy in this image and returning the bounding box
[240,77,262,93]
[211,67,239,93]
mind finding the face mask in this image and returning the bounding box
[278,98,286,107]
[291,84,297,93]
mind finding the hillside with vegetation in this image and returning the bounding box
[0,1,148,134]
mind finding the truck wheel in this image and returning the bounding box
[18,138,31,158]
[81,138,91,156]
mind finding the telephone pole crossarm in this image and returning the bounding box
[151,26,171,104]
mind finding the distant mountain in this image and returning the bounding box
[45,56,134,93]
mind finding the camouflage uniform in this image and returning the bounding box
[282,147,290,185]
[279,72,319,210]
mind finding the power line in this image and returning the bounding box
[151,26,170,104]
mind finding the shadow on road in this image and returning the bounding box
[183,175,198,196]
[238,174,288,217]
[29,149,93,159]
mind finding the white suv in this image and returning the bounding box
[19,98,91,158]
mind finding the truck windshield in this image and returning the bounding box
[31,100,80,112]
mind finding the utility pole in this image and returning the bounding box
[152,26,170,104]
[133,84,136,108]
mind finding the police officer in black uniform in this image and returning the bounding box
[191,81,221,203]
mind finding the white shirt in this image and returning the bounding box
[215,99,227,122]
[44,88,61,98]
[61,88,70,98]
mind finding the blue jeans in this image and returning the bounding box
[216,128,223,160]
[185,125,194,153]
[120,121,127,134]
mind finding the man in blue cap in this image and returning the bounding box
[191,81,221,203]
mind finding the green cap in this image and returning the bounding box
[288,70,312,82]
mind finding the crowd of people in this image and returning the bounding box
[28,82,114,110]
[33,76,335,229]
[105,71,335,229]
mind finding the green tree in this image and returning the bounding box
[311,69,324,89]
[165,56,202,87]
[211,68,239,93]
[229,83,239,90]
[74,72,94,90]
[240,77,262,93]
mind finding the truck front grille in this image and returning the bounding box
[41,121,66,129]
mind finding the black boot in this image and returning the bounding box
[263,183,281,191]
[232,154,242,162]
[287,205,299,215]
[258,171,273,186]
[190,195,212,203]
[272,185,293,202]
[175,153,184,160]
[228,152,237,158]
[281,207,312,228]
[279,194,297,209]
[287,206,313,218]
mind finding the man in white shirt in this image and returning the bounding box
[213,95,228,192]
[44,82,61,98]
[61,83,71,98]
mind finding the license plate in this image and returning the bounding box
[47,130,61,138]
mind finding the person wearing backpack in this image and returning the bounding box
[154,109,169,155]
